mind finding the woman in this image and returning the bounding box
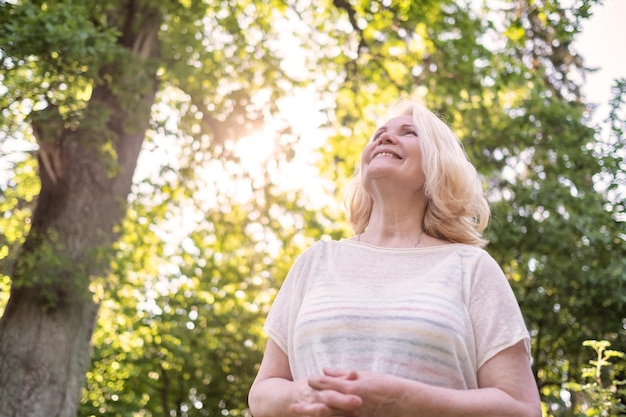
[248,101,541,417]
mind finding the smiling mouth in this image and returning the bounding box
[372,152,401,160]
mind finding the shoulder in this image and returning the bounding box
[435,243,492,264]
[444,245,505,282]
[450,244,498,264]
[290,239,343,269]
[296,239,336,258]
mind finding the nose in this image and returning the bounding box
[375,131,398,144]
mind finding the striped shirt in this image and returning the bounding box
[265,239,530,389]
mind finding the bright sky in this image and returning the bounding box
[576,0,626,113]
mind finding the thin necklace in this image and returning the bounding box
[358,230,425,247]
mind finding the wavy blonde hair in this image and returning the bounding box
[346,100,490,247]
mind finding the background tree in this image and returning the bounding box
[0,0,298,415]
[78,127,341,415]
[0,0,624,416]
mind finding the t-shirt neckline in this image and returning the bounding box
[338,237,465,253]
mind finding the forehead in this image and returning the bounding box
[378,114,415,129]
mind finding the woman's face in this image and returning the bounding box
[360,114,426,193]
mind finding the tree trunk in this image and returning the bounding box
[0,289,99,417]
[0,8,160,413]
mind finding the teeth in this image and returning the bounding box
[374,152,399,159]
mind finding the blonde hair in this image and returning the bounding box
[346,100,490,247]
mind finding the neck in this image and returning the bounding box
[359,211,426,248]
[359,191,428,248]
[359,228,425,247]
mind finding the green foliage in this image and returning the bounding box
[543,340,626,417]
[78,125,329,414]
[0,0,120,118]
[0,155,38,315]
[574,340,626,416]
[11,228,68,305]
[598,78,626,211]
[0,0,119,71]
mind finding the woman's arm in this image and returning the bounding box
[248,339,362,417]
[302,340,542,417]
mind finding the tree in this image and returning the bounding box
[0,0,294,415]
[78,142,338,415]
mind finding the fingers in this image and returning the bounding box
[290,370,363,416]
[291,390,362,416]
[323,368,359,380]
[309,372,357,393]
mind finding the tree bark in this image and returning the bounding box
[0,5,160,414]
[0,289,99,417]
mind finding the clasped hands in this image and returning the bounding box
[291,368,399,417]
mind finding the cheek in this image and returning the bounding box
[360,144,373,165]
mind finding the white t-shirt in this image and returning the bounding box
[265,239,530,389]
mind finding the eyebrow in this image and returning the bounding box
[373,124,416,136]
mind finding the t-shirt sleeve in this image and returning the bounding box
[263,246,314,355]
[469,251,531,369]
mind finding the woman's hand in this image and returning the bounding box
[301,368,403,417]
[250,340,364,417]
[302,341,542,417]
[290,373,363,417]
[252,340,540,417]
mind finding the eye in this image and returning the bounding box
[403,130,417,137]
[372,129,385,141]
